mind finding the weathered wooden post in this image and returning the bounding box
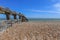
[21,15,23,22]
[5,13,10,20]
[0,7,10,20]
[19,14,24,22]
[13,14,16,19]
[12,11,17,20]
[5,7,11,20]
[19,13,28,22]
[18,13,21,19]
[22,16,25,22]
[18,13,22,22]
[21,15,28,22]
[19,15,21,19]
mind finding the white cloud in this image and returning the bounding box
[53,3,60,11]
[54,3,60,8]
[30,9,60,14]
[51,0,60,2]
[51,0,60,11]
[28,3,60,14]
[27,0,60,14]
[51,0,57,2]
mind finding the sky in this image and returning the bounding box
[0,0,60,18]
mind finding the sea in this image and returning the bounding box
[0,18,60,22]
[28,18,60,22]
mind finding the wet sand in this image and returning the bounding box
[0,22,60,40]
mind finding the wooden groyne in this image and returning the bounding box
[0,6,28,22]
[0,6,28,32]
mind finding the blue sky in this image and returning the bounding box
[0,0,60,18]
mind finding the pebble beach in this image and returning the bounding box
[0,22,60,40]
